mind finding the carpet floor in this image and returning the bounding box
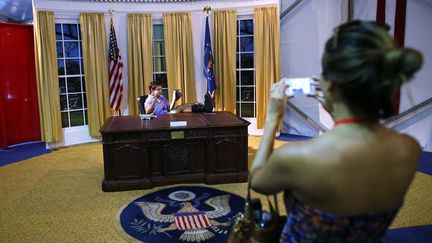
[0,136,430,242]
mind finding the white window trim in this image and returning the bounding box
[48,19,98,148]
[236,17,256,119]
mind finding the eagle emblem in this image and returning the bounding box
[134,190,232,242]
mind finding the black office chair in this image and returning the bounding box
[136,95,148,114]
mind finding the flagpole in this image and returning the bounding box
[108,8,121,117]
[203,6,210,96]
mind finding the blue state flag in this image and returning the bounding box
[203,16,216,96]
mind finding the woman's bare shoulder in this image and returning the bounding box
[272,136,337,171]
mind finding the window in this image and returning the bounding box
[152,24,168,98]
[236,19,255,117]
[56,23,87,128]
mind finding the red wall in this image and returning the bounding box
[0,23,41,148]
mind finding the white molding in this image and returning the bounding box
[35,0,278,14]
[46,125,100,149]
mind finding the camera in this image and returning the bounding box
[283,77,318,96]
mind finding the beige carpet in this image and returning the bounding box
[0,136,430,242]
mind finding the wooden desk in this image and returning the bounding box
[100,112,250,192]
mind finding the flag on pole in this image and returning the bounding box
[203,15,216,96]
[108,17,124,112]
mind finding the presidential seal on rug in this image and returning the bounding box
[115,186,246,243]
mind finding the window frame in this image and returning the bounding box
[236,17,256,118]
[152,23,168,98]
[56,22,87,128]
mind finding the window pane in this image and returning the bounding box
[236,103,240,116]
[154,57,166,72]
[56,42,63,58]
[63,24,79,40]
[155,73,167,87]
[236,54,239,69]
[240,20,253,36]
[240,87,254,101]
[236,71,240,86]
[240,53,253,68]
[80,58,84,74]
[66,59,80,75]
[240,37,253,52]
[153,25,164,40]
[67,77,81,93]
[82,77,86,92]
[84,109,88,124]
[162,88,169,99]
[241,103,254,117]
[83,93,87,108]
[58,59,65,75]
[56,24,62,40]
[236,87,240,100]
[153,41,165,56]
[68,94,83,110]
[70,110,84,126]
[64,41,79,58]
[59,78,66,94]
[61,112,69,127]
[241,71,254,85]
[60,95,68,111]
[236,37,239,52]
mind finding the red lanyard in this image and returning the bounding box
[334,118,378,126]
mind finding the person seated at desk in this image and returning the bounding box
[145,81,181,115]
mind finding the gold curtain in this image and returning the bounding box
[127,14,153,115]
[163,12,196,104]
[33,11,63,142]
[213,10,237,113]
[80,13,111,137]
[254,6,281,128]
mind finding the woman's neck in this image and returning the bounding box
[331,102,354,121]
[331,102,379,127]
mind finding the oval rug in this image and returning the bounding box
[115,186,246,243]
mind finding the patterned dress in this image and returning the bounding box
[280,192,399,243]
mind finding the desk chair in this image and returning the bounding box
[136,95,148,114]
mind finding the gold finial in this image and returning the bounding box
[203,6,212,15]
[109,9,115,17]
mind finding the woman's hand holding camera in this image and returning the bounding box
[267,78,290,122]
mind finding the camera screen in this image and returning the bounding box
[284,78,315,96]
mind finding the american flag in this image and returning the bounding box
[108,19,124,112]
[173,211,211,230]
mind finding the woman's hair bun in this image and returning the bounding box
[383,48,423,80]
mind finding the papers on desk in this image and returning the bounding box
[170,121,187,127]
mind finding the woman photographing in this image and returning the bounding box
[250,21,423,242]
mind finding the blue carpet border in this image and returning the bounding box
[278,133,313,142]
[0,142,51,167]
[385,225,432,243]
[417,151,432,176]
